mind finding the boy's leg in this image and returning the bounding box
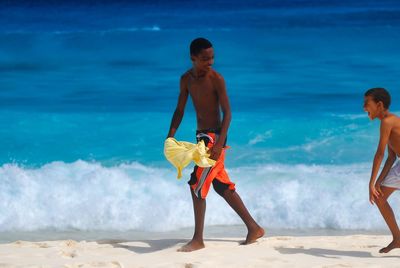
[375,186,400,253]
[213,181,264,244]
[177,188,206,252]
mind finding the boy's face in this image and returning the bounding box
[363,95,383,120]
[191,47,214,72]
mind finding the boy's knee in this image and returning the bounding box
[212,180,233,197]
[376,196,388,206]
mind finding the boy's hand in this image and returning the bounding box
[375,183,383,196]
[209,143,223,160]
[369,185,381,205]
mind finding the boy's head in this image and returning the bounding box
[190,37,214,72]
[363,87,391,120]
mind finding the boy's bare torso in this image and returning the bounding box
[182,69,222,130]
[387,114,400,157]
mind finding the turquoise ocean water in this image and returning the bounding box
[1,0,400,232]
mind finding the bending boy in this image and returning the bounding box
[364,88,400,253]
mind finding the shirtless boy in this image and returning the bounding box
[364,87,400,253]
[167,37,264,252]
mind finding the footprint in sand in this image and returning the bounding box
[12,240,30,247]
[59,249,78,258]
[322,264,351,268]
[65,261,123,268]
[35,242,50,248]
[357,244,379,249]
[275,237,291,241]
[63,240,79,247]
[59,240,81,258]
[12,240,50,249]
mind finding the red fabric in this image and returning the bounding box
[190,132,235,199]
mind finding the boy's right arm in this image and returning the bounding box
[167,76,189,138]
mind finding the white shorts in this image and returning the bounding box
[381,161,400,189]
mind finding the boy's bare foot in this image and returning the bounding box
[177,239,205,252]
[379,239,400,253]
[242,226,265,245]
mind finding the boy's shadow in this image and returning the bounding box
[275,247,399,259]
[97,238,237,254]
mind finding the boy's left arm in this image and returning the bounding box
[375,145,397,187]
[210,74,231,160]
[369,118,392,204]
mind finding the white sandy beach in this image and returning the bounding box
[1,234,400,268]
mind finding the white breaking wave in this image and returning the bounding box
[0,160,397,232]
[248,130,273,145]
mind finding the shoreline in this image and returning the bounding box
[0,225,389,243]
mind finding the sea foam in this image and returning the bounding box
[0,160,397,232]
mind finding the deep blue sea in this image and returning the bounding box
[1,0,400,232]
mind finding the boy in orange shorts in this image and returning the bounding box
[167,38,264,252]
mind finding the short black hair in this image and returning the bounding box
[364,87,391,109]
[190,37,212,56]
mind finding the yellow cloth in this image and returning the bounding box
[164,137,216,179]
